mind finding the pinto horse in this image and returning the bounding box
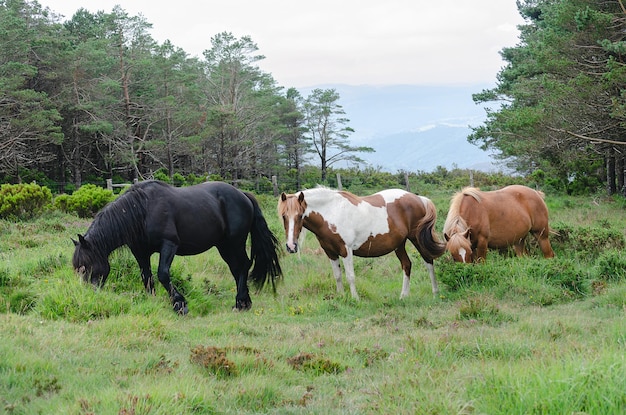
[443,185,555,263]
[277,187,446,299]
[72,180,282,313]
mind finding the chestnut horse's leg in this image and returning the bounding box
[394,245,412,299]
[424,261,439,296]
[513,237,527,257]
[533,228,555,258]
[157,240,188,315]
[475,237,489,262]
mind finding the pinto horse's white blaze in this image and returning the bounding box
[286,216,298,252]
[278,187,446,300]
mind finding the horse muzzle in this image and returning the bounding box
[286,243,298,254]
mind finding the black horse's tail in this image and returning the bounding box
[416,197,447,263]
[244,192,283,292]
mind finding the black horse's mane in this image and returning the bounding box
[84,182,154,255]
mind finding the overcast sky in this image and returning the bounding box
[38,0,524,88]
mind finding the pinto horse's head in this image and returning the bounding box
[72,234,111,287]
[277,192,306,253]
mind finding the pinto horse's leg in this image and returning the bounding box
[217,244,253,311]
[342,250,360,300]
[394,245,412,299]
[329,258,344,294]
[157,240,188,315]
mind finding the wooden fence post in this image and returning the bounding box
[336,173,342,190]
[404,172,410,191]
[272,175,279,197]
[106,179,112,191]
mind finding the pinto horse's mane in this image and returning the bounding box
[302,186,361,206]
[83,182,152,255]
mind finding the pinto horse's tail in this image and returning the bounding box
[416,197,447,263]
[244,192,283,292]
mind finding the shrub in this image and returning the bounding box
[172,172,186,187]
[0,183,52,220]
[594,250,626,282]
[526,258,590,297]
[152,168,170,183]
[437,260,500,291]
[551,222,625,256]
[54,184,114,218]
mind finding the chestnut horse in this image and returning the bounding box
[278,187,446,299]
[443,185,555,263]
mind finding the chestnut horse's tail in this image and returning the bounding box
[415,197,447,263]
[244,192,283,292]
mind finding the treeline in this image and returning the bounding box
[473,0,626,196]
[0,0,372,193]
[3,0,626,196]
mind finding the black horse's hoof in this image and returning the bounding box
[234,299,252,311]
[174,301,188,315]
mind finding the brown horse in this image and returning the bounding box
[443,185,555,263]
[278,187,446,299]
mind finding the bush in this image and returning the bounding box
[54,184,114,218]
[551,222,625,257]
[437,260,500,291]
[0,183,52,220]
[526,258,590,297]
[594,250,626,282]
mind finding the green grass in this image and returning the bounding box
[0,192,625,414]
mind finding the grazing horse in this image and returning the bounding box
[443,184,555,263]
[277,187,446,299]
[72,180,282,313]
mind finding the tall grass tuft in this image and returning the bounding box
[467,355,626,414]
[36,271,132,322]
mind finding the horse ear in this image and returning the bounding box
[297,192,305,203]
[71,238,78,246]
[77,234,89,248]
[280,192,287,201]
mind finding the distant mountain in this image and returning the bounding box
[298,84,504,172]
[358,125,500,172]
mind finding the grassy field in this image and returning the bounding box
[1,189,625,414]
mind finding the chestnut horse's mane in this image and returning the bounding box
[443,187,482,236]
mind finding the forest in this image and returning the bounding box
[1,0,626,195]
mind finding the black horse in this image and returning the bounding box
[72,180,282,313]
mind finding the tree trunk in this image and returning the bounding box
[618,153,625,196]
[607,150,616,195]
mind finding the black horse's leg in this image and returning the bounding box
[157,240,188,315]
[217,244,253,311]
[131,248,155,295]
